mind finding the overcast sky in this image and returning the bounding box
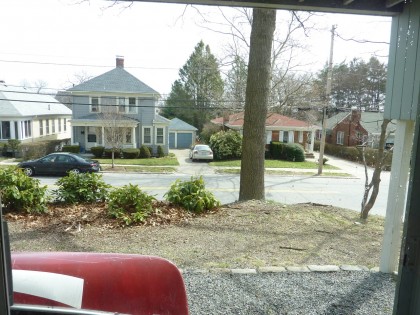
[0,0,392,96]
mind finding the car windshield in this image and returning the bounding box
[195,145,210,150]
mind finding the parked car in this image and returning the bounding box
[189,144,213,162]
[17,152,101,176]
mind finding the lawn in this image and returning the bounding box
[210,159,339,169]
[95,155,179,166]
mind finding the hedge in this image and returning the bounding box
[269,142,305,162]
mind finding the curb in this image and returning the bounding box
[180,265,381,274]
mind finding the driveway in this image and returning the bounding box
[171,149,215,175]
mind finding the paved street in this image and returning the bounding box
[30,149,391,217]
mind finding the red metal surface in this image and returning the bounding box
[12,252,189,315]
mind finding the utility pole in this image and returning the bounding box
[318,25,336,175]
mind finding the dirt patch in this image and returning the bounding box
[6,200,385,269]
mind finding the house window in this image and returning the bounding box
[64,118,67,132]
[91,97,100,113]
[283,131,289,143]
[39,120,44,136]
[125,129,132,144]
[58,119,62,132]
[156,127,164,144]
[143,127,152,144]
[52,119,56,133]
[118,97,126,113]
[337,131,344,145]
[22,120,31,138]
[14,122,18,139]
[298,131,303,143]
[87,127,97,143]
[128,97,136,113]
[46,119,50,134]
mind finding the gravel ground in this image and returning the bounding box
[183,271,396,315]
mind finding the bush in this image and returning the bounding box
[157,145,165,158]
[53,172,110,204]
[200,123,222,144]
[20,140,66,161]
[164,176,220,212]
[139,145,151,159]
[0,167,48,213]
[62,145,80,153]
[209,130,242,160]
[7,139,21,157]
[104,148,121,158]
[90,146,105,158]
[269,142,305,162]
[122,148,140,159]
[148,146,154,157]
[107,184,156,225]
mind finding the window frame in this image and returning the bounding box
[155,127,164,145]
[337,131,344,145]
[128,97,137,113]
[91,97,100,113]
[143,126,152,145]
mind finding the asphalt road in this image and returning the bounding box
[38,171,389,217]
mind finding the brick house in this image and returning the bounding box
[211,112,319,152]
[320,110,395,148]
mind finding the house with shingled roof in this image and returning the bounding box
[0,82,71,145]
[320,110,396,148]
[67,57,170,154]
[211,112,320,152]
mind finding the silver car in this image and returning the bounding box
[189,144,214,162]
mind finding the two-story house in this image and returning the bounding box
[0,81,71,145]
[68,57,170,155]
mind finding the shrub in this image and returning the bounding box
[157,145,165,157]
[209,130,242,160]
[0,167,49,214]
[269,142,305,162]
[90,146,105,158]
[122,148,140,159]
[165,176,220,212]
[104,148,121,158]
[108,184,156,225]
[200,123,222,144]
[7,139,21,157]
[20,140,66,161]
[53,172,110,204]
[62,145,80,153]
[148,146,154,157]
[139,145,151,159]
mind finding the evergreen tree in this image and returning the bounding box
[162,41,224,131]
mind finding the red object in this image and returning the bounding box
[12,252,189,315]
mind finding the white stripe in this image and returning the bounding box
[13,270,84,309]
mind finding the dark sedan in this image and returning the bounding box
[18,152,101,176]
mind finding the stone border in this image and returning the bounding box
[180,265,379,274]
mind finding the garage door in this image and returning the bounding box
[169,133,176,149]
[177,133,193,149]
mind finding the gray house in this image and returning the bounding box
[169,118,198,149]
[68,57,170,155]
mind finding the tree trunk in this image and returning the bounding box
[360,119,391,220]
[239,8,276,201]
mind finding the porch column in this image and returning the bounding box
[380,120,414,273]
[71,126,75,145]
[101,127,105,146]
[132,126,136,148]
[309,130,315,152]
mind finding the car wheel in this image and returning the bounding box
[68,168,81,175]
[22,167,34,177]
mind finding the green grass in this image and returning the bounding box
[96,156,179,166]
[215,168,352,177]
[101,165,176,173]
[210,159,339,169]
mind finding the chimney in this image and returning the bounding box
[116,56,124,68]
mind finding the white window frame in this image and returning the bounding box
[52,119,56,133]
[58,118,62,132]
[298,131,303,143]
[128,97,137,113]
[337,131,344,145]
[118,97,126,113]
[91,97,100,113]
[46,119,50,134]
[39,120,44,136]
[143,126,152,145]
[155,127,165,145]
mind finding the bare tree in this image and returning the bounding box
[97,103,135,168]
[360,118,393,220]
